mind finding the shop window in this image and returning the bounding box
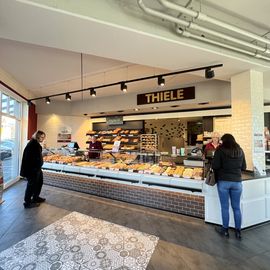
[1,93,8,114]
[0,88,22,184]
[0,116,20,183]
[9,97,15,116]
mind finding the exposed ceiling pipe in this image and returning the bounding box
[158,0,270,45]
[137,0,270,56]
[176,28,270,61]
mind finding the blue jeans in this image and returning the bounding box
[217,181,242,230]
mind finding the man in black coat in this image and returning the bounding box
[20,130,46,208]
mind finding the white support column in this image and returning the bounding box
[231,70,265,172]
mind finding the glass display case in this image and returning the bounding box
[43,150,205,181]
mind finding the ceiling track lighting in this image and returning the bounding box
[205,68,215,79]
[90,88,96,97]
[65,93,71,101]
[45,97,50,104]
[121,82,127,92]
[28,64,222,103]
[158,76,165,86]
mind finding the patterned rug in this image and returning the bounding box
[0,212,158,270]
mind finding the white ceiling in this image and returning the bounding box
[0,0,270,107]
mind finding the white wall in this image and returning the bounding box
[37,114,91,149]
[0,68,33,100]
[213,117,232,136]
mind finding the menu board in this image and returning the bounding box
[106,116,123,125]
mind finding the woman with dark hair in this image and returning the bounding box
[20,130,46,208]
[212,133,246,239]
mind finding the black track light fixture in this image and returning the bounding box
[65,93,71,101]
[45,97,50,104]
[121,82,127,92]
[158,76,165,86]
[90,88,96,97]
[205,68,215,79]
[28,64,222,103]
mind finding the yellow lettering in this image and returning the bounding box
[177,89,184,99]
[160,92,163,102]
[164,91,170,101]
[170,91,176,100]
[145,94,152,104]
[152,93,159,103]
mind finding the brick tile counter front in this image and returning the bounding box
[43,171,205,218]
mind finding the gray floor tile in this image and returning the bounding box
[1,180,270,270]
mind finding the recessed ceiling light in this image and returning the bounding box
[152,107,158,110]
[134,108,139,111]
[83,113,88,116]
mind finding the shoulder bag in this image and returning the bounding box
[205,167,216,186]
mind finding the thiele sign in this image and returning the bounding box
[137,87,195,105]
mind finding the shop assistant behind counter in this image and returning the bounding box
[88,136,103,159]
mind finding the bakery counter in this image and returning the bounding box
[42,162,205,218]
[42,162,270,227]
[204,176,270,228]
[42,162,204,191]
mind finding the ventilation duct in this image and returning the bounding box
[137,0,270,62]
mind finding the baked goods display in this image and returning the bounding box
[44,155,204,180]
[86,129,141,151]
[140,134,158,152]
[103,144,113,150]
[182,168,194,178]
[192,168,204,179]
[86,130,96,135]
[173,166,185,177]
[121,145,136,150]
[101,153,138,163]
[163,166,184,176]
[43,154,82,163]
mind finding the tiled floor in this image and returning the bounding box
[1,180,270,270]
